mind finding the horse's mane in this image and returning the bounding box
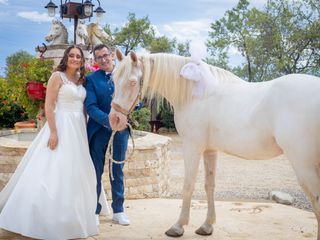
[86,23,96,37]
[54,20,68,40]
[115,53,244,109]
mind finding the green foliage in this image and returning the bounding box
[0,77,28,128]
[175,41,191,57]
[113,13,155,55]
[22,58,54,83]
[147,36,175,53]
[207,0,320,81]
[5,50,33,75]
[158,100,175,129]
[6,55,54,119]
[130,107,151,131]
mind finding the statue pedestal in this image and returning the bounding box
[36,44,91,68]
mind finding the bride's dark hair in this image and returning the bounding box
[55,45,86,84]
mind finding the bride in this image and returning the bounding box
[0,46,102,239]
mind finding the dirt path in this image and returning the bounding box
[162,133,312,211]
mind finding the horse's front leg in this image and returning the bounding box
[165,142,202,237]
[195,150,217,235]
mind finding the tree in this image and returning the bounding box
[207,0,320,81]
[257,0,320,77]
[147,36,175,53]
[5,50,33,75]
[112,13,155,55]
[175,40,191,57]
[207,0,263,81]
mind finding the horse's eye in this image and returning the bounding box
[130,79,137,86]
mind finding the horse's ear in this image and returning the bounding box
[130,51,138,63]
[116,49,124,62]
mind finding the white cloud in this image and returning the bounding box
[151,25,161,37]
[0,0,8,4]
[158,18,211,44]
[17,11,51,23]
[228,46,241,56]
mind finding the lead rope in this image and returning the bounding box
[105,122,135,181]
[106,58,144,180]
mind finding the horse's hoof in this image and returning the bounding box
[195,225,213,236]
[165,225,184,237]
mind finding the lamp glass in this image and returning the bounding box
[84,5,92,17]
[96,11,104,22]
[48,7,56,17]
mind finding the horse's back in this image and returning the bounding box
[267,74,320,113]
[266,74,320,150]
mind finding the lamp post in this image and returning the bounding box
[44,0,106,44]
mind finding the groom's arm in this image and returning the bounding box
[84,76,111,129]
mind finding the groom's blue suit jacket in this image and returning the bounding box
[84,69,114,144]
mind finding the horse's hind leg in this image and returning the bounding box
[301,182,320,240]
[287,151,320,240]
[165,142,202,237]
[195,150,217,236]
[299,168,320,240]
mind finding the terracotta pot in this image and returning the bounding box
[26,81,46,100]
[149,120,162,133]
[14,121,36,130]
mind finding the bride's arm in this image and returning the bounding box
[45,72,61,150]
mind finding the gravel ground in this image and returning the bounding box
[162,133,312,212]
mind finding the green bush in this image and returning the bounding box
[6,58,54,119]
[158,100,175,129]
[130,107,151,131]
[0,100,28,128]
[0,78,28,128]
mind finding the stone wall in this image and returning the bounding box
[36,44,92,68]
[0,129,171,199]
[103,131,171,199]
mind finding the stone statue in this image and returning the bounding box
[87,23,112,46]
[75,20,89,46]
[45,19,68,45]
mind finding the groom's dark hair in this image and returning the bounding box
[93,44,111,58]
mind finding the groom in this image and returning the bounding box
[84,44,130,225]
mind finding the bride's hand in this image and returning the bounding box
[48,132,58,150]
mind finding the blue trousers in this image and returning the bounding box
[89,128,129,214]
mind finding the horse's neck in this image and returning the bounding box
[76,36,85,45]
[209,66,244,84]
[52,32,67,44]
[144,54,244,110]
[76,34,86,45]
[91,34,102,45]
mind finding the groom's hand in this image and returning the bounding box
[109,109,128,131]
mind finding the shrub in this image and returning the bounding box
[130,107,151,131]
[158,100,175,129]
[7,58,54,119]
[0,78,28,128]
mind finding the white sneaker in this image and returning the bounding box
[112,212,130,225]
[95,214,100,226]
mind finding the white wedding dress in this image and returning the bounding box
[0,72,100,239]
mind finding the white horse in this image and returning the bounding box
[109,50,320,239]
[87,23,112,46]
[76,20,89,45]
[45,19,68,45]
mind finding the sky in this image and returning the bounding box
[0,0,267,76]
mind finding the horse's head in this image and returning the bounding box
[94,24,111,41]
[45,19,68,44]
[88,23,112,45]
[45,19,62,42]
[76,20,88,44]
[109,50,143,131]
